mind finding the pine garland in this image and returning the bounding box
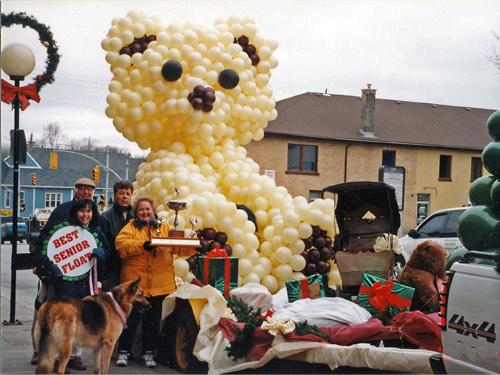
[224,298,335,360]
[294,320,331,342]
[1,12,60,92]
[225,297,265,360]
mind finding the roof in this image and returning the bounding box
[266,92,495,150]
[1,147,144,188]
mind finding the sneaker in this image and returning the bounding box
[142,351,156,368]
[115,351,129,367]
[68,357,87,371]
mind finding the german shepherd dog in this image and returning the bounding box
[34,278,151,374]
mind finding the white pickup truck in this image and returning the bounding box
[430,251,500,374]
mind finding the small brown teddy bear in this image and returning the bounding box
[399,240,447,313]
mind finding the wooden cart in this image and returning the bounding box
[323,181,404,297]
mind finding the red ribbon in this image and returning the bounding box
[300,278,311,298]
[359,279,411,314]
[203,247,231,297]
[1,79,40,110]
[257,310,274,320]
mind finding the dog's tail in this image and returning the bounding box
[35,305,55,374]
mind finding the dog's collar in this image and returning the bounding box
[105,292,127,328]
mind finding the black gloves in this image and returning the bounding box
[143,241,156,252]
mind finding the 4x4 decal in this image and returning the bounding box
[448,314,496,343]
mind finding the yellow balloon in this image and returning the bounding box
[290,254,306,272]
[173,258,189,277]
[275,246,292,264]
[243,272,261,285]
[239,258,253,276]
[261,275,279,294]
[274,264,293,281]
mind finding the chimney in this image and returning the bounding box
[359,83,376,138]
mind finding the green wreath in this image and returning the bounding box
[1,12,60,92]
[43,221,102,281]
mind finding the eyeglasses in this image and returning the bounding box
[76,186,95,191]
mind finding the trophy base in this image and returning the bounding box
[169,229,186,238]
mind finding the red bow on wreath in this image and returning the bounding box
[1,79,40,110]
[359,279,411,314]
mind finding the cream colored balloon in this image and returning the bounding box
[173,258,190,277]
[274,264,293,281]
[261,275,279,294]
[243,272,261,285]
[238,258,253,276]
[289,254,306,272]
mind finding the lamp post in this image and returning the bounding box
[1,43,36,324]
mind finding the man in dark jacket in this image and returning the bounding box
[99,180,134,291]
[31,177,96,370]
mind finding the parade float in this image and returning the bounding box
[98,11,473,373]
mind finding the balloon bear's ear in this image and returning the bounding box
[215,17,278,71]
[118,34,157,57]
[101,13,159,68]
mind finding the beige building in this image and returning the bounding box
[246,86,494,233]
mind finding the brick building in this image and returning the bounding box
[246,85,494,232]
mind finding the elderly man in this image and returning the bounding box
[31,177,97,371]
[100,180,134,291]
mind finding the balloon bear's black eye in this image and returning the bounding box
[161,60,183,82]
[218,69,239,89]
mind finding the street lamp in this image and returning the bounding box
[1,43,35,325]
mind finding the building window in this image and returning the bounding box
[45,193,62,208]
[416,193,430,225]
[3,190,11,208]
[470,157,482,181]
[287,144,318,173]
[439,155,452,180]
[20,191,25,206]
[309,190,323,202]
[382,150,396,166]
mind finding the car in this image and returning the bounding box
[400,207,468,269]
[430,250,500,374]
[0,216,28,244]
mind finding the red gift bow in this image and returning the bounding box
[203,247,231,297]
[359,279,411,314]
[258,309,274,320]
[1,79,41,110]
[300,278,311,298]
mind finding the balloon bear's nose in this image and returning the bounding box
[187,85,216,112]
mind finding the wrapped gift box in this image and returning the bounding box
[357,273,414,317]
[197,249,238,297]
[286,274,326,303]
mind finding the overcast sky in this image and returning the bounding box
[1,0,499,156]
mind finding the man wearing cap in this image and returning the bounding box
[30,177,96,371]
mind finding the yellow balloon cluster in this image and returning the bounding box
[102,12,337,293]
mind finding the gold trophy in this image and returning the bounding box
[167,198,188,238]
[150,190,200,248]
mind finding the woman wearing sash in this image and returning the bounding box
[34,198,109,370]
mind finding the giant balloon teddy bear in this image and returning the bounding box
[102,12,337,292]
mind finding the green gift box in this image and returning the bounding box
[357,273,415,317]
[286,274,326,303]
[197,253,238,297]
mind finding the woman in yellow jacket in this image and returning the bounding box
[114,196,195,368]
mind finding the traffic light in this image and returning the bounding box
[92,166,100,183]
[31,175,37,185]
[49,151,58,169]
